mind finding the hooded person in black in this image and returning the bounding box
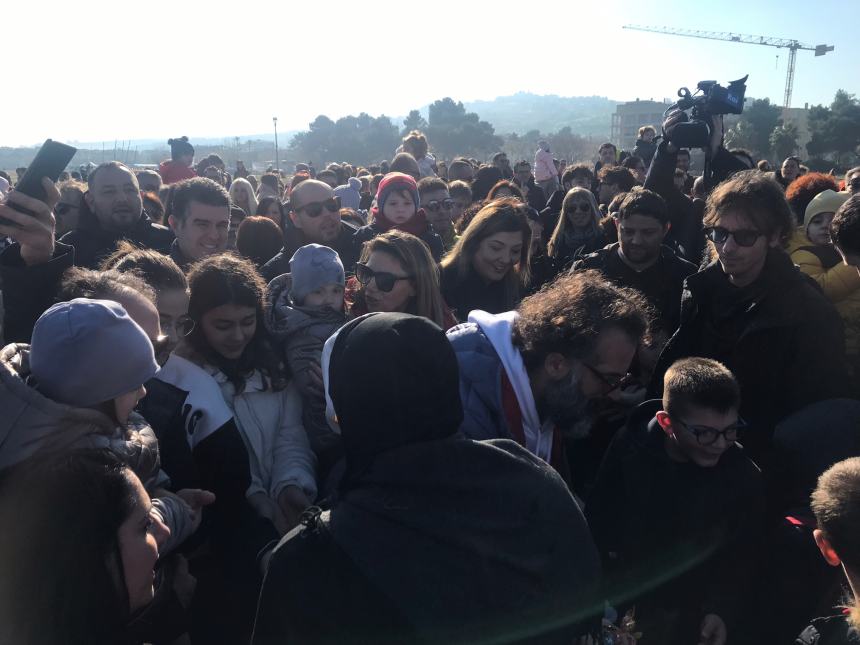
[251,312,602,645]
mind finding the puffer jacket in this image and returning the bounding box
[0,343,194,552]
[789,229,860,365]
[265,274,346,452]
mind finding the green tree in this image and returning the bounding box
[288,113,399,166]
[740,98,782,157]
[426,98,503,160]
[401,110,428,136]
[724,120,757,152]
[769,123,799,161]
[808,90,860,168]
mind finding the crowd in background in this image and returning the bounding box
[1,120,860,644]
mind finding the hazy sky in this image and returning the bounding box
[3,0,856,146]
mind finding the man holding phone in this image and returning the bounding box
[0,161,174,342]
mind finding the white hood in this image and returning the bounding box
[468,310,554,462]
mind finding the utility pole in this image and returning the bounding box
[273,117,279,173]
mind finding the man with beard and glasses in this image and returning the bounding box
[447,271,650,480]
[572,188,696,337]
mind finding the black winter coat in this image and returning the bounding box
[572,242,697,334]
[60,210,173,269]
[586,399,765,645]
[651,250,854,458]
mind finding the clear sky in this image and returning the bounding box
[3,0,855,146]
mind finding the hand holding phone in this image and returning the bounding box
[0,139,76,225]
[0,178,59,266]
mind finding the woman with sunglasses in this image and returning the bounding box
[546,187,606,272]
[178,253,317,537]
[353,172,444,261]
[347,230,456,330]
[440,198,532,322]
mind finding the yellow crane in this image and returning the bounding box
[622,25,834,117]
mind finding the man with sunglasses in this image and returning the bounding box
[418,177,458,250]
[652,170,851,460]
[588,358,764,645]
[260,179,358,282]
[448,272,649,476]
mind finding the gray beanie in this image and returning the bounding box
[333,177,363,212]
[30,299,160,407]
[289,244,345,304]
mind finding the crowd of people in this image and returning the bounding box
[1,121,860,645]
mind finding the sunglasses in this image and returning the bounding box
[582,361,635,395]
[295,196,340,217]
[424,199,454,213]
[55,203,79,216]
[355,262,412,292]
[705,226,762,248]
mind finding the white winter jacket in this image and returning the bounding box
[206,367,317,520]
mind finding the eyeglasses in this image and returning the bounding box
[355,262,412,293]
[673,417,747,446]
[705,226,762,248]
[55,203,79,216]
[581,361,635,395]
[161,315,195,338]
[424,199,454,213]
[294,196,340,217]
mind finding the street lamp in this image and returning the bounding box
[273,117,279,174]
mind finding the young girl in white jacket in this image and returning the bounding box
[180,253,316,535]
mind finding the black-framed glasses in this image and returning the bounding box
[424,199,454,213]
[674,417,748,446]
[55,203,79,216]
[294,196,340,217]
[705,226,762,248]
[581,361,635,395]
[160,314,195,338]
[355,262,412,293]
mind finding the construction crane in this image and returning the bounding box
[622,25,834,115]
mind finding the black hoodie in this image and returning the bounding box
[252,313,601,645]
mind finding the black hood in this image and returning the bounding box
[329,312,462,487]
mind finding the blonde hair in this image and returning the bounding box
[360,230,446,328]
[546,187,602,259]
[229,177,258,216]
[440,198,532,301]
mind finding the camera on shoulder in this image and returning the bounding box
[663,76,748,149]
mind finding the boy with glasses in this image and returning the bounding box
[652,170,851,459]
[587,357,765,645]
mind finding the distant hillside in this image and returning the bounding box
[463,93,618,136]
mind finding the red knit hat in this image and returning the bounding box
[375,172,420,213]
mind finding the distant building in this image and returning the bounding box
[611,100,671,151]
[783,105,811,160]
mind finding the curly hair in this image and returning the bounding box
[512,270,651,370]
[785,172,839,225]
[186,253,286,392]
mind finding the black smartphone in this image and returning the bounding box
[1,139,77,226]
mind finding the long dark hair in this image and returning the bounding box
[0,450,138,645]
[186,253,286,392]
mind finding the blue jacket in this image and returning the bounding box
[447,322,510,442]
